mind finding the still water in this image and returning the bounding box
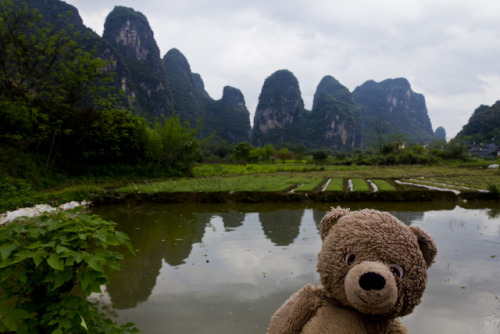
[92,202,500,334]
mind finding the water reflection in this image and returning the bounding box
[92,202,500,334]
[260,210,304,246]
[219,210,245,231]
[95,204,208,309]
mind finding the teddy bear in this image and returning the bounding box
[267,207,437,334]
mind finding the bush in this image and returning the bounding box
[0,210,138,333]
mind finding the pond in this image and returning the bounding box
[92,201,500,334]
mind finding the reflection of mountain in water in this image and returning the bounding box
[260,210,304,246]
[389,211,424,226]
[93,204,208,309]
[312,209,328,230]
[218,210,246,231]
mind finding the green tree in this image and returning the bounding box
[275,147,293,163]
[145,116,201,174]
[249,146,263,162]
[312,151,328,164]
[0,0,144,173]
[262,144,277,161]
[232,142,253,163]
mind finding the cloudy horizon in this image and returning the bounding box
[64,0,500,140]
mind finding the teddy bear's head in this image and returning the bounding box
[317,207,436,319]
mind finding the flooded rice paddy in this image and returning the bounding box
[92,201,500,334]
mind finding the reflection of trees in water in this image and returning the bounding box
[218,210,246,231]
[486,208,500,219]
[260,210,304,246]
[94,204,208,309]
[312,209,328,230]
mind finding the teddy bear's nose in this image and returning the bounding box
[359,272,386,291]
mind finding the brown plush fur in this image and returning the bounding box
[267,207,437,334]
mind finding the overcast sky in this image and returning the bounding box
[64,0,500,139]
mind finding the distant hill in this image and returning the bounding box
[308,76,362,150]
[252,70,308,146]
[252,74,435,149]
[352,78,434,146]
[163,48,251,142]
[455,101,500,145]
[19,0,440,150]
[103,6,173,119]
[434,127,446,141]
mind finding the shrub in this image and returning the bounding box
[0,210,138,333]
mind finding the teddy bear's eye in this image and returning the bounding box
[390,264,405,278]
[344,252,356,265]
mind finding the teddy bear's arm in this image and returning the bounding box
[267,285,323,334]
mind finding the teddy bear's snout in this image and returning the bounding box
[344,261,399,315]
[359,272,386,291]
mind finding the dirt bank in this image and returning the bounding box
[91,189,496,207]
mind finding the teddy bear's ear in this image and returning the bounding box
[319,207,350,240]
[410,226,437,268]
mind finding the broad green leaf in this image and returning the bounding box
[47,254,64,270]
[79,313,88,331]
[43,241,56,248]
[116,231,136,255]
[1,308,30,331]
[65,252,83,266]
[56,245,70,254]
[33,251,46,267]
[26,240,43,249]
[14,250,34,261]
[105,233,120,246]
[115,230,130,243]
[0,244,17,260]
[53,270,73,290]
[87,255,105,272]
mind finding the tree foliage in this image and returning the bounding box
[145,115,201,173]
[0,1,201,178]
[455,101,500,145]
[232,142,253,162]
[0,0,145,170]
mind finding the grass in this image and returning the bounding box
[371,179,396,191]
[3,162,500,212]
[351,179,371,192]
[324,178,344,191]
[118,175,325,193]
[400,174,500,192]
[293,177,325,192]
[193,163,323,177]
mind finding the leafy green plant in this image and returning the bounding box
[488,183,500,198]
[0,210,138,333]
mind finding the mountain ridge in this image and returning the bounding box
[16,0,451,151]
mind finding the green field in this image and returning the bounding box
[118,175,325,193]
[324,178,344,191]
[2,163,500,212]
[371,179,396,191]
